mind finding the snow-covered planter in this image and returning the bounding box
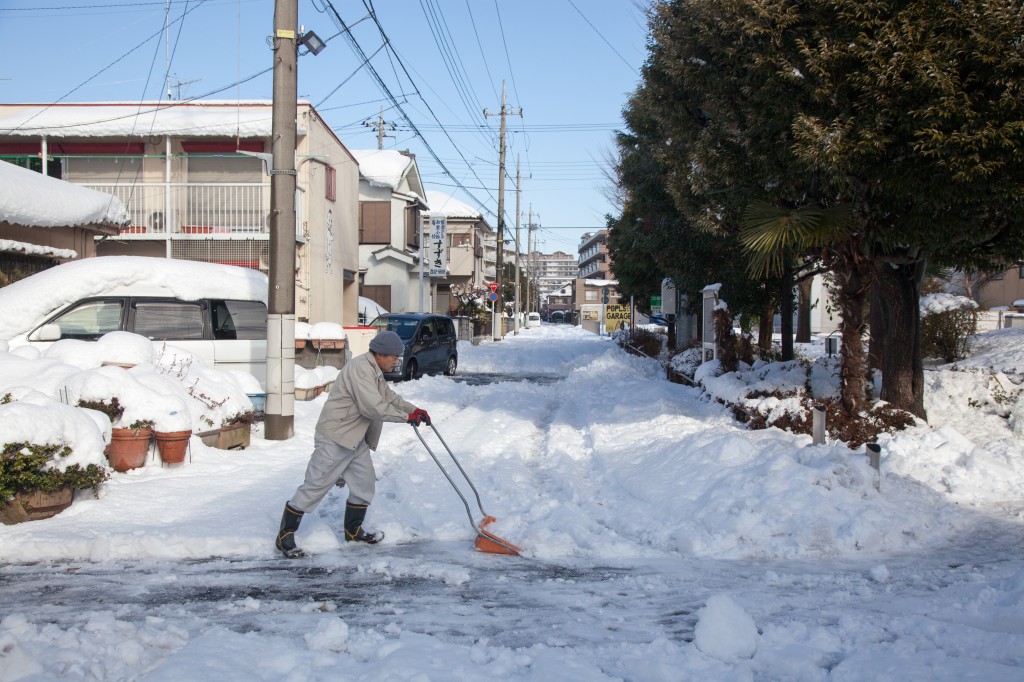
[0,392,109,524]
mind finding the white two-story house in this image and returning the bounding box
[0,100,360,326]
[352,149,428,316]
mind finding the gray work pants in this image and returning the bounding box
[289,432,376,512]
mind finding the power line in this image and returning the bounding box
[464,0,499,105]
[565,0,638,75]
[319,0,496,218]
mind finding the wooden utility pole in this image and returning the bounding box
[266,0,298,440]
[513,156,522,334]
[484,81,521,341]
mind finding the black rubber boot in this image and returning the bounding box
[275,502,306,558]
[344,502,384,544]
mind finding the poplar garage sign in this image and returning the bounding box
[605,304,629,332]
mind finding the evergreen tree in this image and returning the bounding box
[616,0,1024,417]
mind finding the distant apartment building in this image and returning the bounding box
[531,250,577,296]
[577,230,612,280]
[575,229,621,333]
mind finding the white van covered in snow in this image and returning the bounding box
[0,257,269,386]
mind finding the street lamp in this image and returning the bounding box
[298,30,326,56]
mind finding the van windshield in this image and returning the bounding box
[374,317,419,341]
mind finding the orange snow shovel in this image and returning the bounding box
[412,422,522,556]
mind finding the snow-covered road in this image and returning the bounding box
[2,324,1023,680]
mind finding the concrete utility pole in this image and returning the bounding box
[525,204,533,316]
[483,81,521,341]
[266,0,298,440]
[513,156,522,334]
[364,106,395,150]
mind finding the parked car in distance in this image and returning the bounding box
[369,313,458,381]
[0,257,269,386]
[526,312,541,328]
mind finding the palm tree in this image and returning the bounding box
[740,201,873,416]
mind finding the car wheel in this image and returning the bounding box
[403,359,418,381]
[444,355,457,376]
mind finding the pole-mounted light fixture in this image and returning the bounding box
[298,30,326,56]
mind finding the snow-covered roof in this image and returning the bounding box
[425,190,482,220]
[0,238,77,259]
[351,149,413,190]
[584,278,618,287]
[0,161,129,228]
[0,101,303,138]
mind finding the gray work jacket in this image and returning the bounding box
[315,352,417,450]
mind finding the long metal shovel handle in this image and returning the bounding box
[412,422,488,528]
[413,423,523,556]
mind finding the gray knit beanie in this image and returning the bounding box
[369,330,405,355]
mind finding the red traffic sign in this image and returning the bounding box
[488,282,499,293]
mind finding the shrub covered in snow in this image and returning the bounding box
[920,293,979,363]
[613,326,665,359]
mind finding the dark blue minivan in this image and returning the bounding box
[369,313,458,381]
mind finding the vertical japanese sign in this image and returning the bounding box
[428,215,448,277]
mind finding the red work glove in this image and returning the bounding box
[407,408,431,425]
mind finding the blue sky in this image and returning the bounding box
[0,0,650,254]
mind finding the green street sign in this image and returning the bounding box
[651,295,662,307]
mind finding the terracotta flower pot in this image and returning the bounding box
[154,430,192,465]
[106,427,153,472]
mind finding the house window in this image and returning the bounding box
[405,205,421,249]
[360,202,390,243]
[361,285,391,323]
[65,155,146,183]
[185,156,261,182]
[325,165,336,202]
[585,290,598,301]
[0,155,63,179]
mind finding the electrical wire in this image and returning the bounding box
[419,0,487,133]
[464,0,499,106]
[5,0,210,134]
[566,0,638,75]
[5,67,273,134]
[319,0,496,220]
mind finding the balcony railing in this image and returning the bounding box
[84,182,269,235]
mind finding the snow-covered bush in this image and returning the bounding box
[0,392,109,503]
[920,293,978,363]
[614,327,665,359]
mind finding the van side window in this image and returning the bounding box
[134,301,205,340]
[212,300,267,341]
[48,299,124,340]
